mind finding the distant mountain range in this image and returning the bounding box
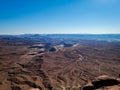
[0,34,120,42]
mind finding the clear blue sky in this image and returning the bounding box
[0,0,120,34]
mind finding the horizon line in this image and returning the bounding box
[0,33,120,35]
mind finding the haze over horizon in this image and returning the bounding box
[0,0,120,34]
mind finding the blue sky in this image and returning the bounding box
[0,0,120,34]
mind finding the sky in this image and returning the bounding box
[0,0,120,34]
